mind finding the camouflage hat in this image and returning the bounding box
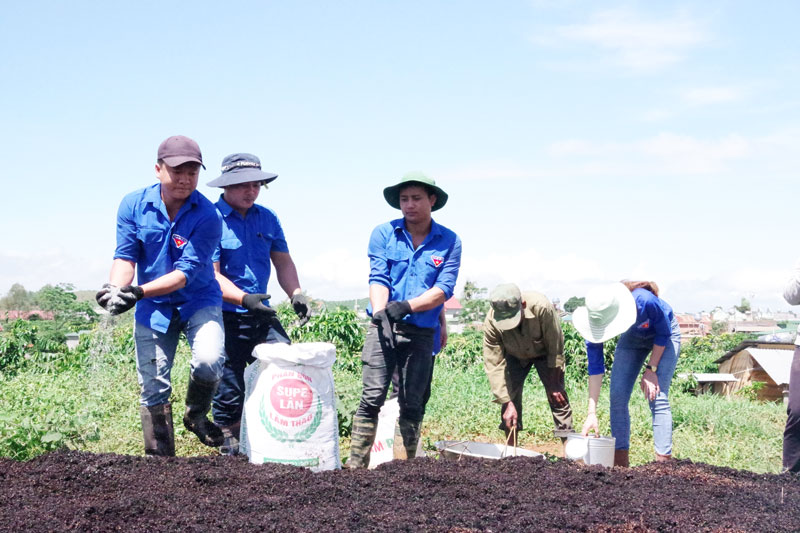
[490,283,523,330]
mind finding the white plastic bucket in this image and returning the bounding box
[435,440,542,460]
[564,433,615,467]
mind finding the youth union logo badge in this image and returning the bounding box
[431,255,444,267]
[172,234,188,248]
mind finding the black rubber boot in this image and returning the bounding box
[183,377,224,447]
[219,421,241,456]
[398,417,422,459]
[140,403,175,457]
[346,416,378,469]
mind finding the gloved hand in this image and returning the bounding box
[108,285,144,315]
[372,309,396,351]
[95,283,117,310]
[291,293,309,320]
[241,293,277,317]
[385,300,412,322]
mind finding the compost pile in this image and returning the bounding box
[1,451,798,532]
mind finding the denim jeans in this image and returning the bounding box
[609,318,680,454]
[356,322,435,422]
[134,306,225,407]
[212,312,290,427]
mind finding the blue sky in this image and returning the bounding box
[1,1,798,313]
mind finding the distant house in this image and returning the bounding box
[443,296,462,321]
[675,313,710,341]
[713,341,795,402]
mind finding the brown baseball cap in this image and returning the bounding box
[157,135,205,169]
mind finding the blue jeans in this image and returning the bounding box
[609,318,680,455]
[212,312,290,427]
[356,322,435,422]
[134,306,225,407]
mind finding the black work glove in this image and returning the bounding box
[95,283,117,310]
[291,293,310,325]
[372,309,396,351]
[385,300,412,322]
[109,285,144,315]
[241,293,277,317]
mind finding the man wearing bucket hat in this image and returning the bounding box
[206,153,309,455]
[483,283,573,441]
[347,172,462,468]
[95,135,226,456]
[573,281,680,467]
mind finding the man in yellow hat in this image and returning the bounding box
[347,172,461,468]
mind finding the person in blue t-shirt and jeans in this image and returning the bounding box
[205,153,309,455]
[347,172,462,468]
[573,281,680,467]
[96,135,226,456]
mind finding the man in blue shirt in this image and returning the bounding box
[95,135,226,456]
[347,172,461,468]
[205,153,309,455]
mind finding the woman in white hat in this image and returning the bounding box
[573,281,680,467]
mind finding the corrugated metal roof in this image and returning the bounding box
[747,348,794,385]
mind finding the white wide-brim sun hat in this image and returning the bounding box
[573,282,637,343]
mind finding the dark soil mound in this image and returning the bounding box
[0,451,798,532]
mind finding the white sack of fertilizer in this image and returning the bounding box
[240,342,341,471]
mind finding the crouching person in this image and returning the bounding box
[96,135,226,456]
[347,172,461,468]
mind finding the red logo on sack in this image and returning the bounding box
[172,234,187,248]
[270,378,313,418]
[431,255,444,267]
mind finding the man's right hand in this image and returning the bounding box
[502,402,518,430]
[582,413,599,437]
[372,309,396,351]
[242,293,277,317]
[95,283,117,310]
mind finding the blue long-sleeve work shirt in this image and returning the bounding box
[212,196,290,313]
[367,218,461,329]
[586,288,674,375]
[114,184,222,333]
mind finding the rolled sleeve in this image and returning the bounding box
[646,299,671,347]
[173,210,222,286]
[433,236,461,300]
[587,342,605,375]
[367,225,391,288]
[483,319,510,404]
[113,196,139,262]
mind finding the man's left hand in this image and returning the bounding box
[108,285,144,315]
[549,391,568,407]
[291,293,309,324]
[385,300,412,322]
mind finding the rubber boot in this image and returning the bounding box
[347,416,378,469]
[183,377,224,447]
[140,403,175,457]
[219,421,241,456]
[614,449,630,467]
[398,417,422,459]
[655,452,672,462]
[392,420,407,460]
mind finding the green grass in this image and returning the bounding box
[0,321,787,473]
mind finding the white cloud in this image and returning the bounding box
[538,8,709,72]
[0,250,109,294]
[681,86,747,106]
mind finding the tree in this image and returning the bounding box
[1,283,33,311]
[735,298,751,314]
[461,280,489,324]
[563,296,585,313]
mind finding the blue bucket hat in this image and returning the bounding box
[206,153,278,188]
